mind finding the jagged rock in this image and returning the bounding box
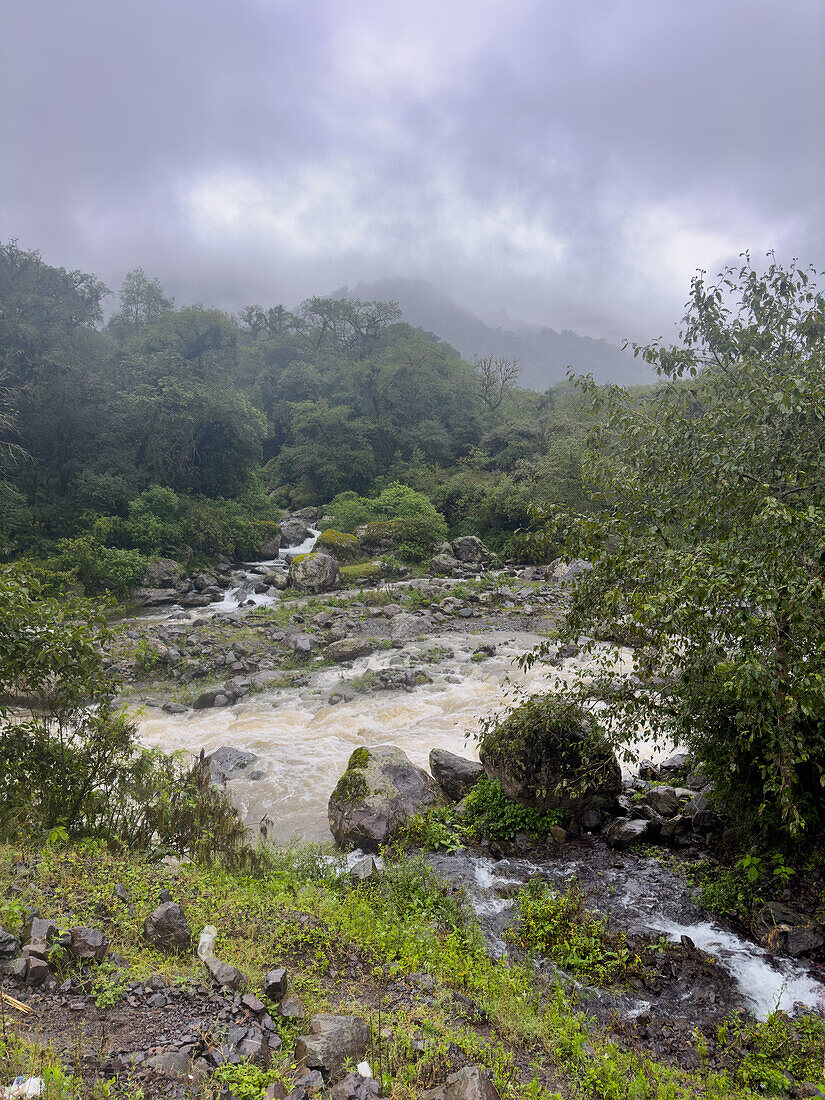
[605,818,658,850]
[258,532,282,558]
[26,957,50,987]
[331,1073,380,1100]
[423,1066,500,1100]
[206,957,248,990]
[68,927,109,962]
[242,993,265,1013]
[142,558,184,589]
[390,613,425,642]
[429,748,484,802]
[289,553,340,593]
[328,745,445,851]
[640,785,680,818]
[450,536,492,565]
[430,554,460,574]
[289,633,316,655]
[0,927,21,958]
[162,702,188,714]
[479,694,621,815]
[294,1015,370,1077]
[29,918,57,943]
[264,968,288,1000]
[753,902,825,957]
[144,1049,194,1076]
[659,814,691,842]
[143,902,192,952]
[207,746,258,783]
[350,854,379,882]
[324,638,375,663]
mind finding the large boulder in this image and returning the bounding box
[328,746,445,850]
[314,529,363,564]
[142,558,184,589]
[324,638,375,663]
[450,536,492,565]
[289,553,340,593]
[429,748,484,802]
[294,1015,369,1078]
[479,694,621,816]
[280,519,312,547]
[354,521,398,553]
[752,902,825,957]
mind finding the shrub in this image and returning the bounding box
[57,536,147,597]
[462,777,564,841]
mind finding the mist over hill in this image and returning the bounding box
[335,277,653,389]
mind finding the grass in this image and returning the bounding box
[1,840,822,1099]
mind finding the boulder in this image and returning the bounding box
[350,854,379,882]
[324,638,375,663]
[280,519,312,547]
[605,818,659,850]
[143,902,192,952]
[68,927,109,962]
[354,521,398,553]
[314,529,363,564]
[264,968,288,1000]
[193,688,233,710]
[332,1074,380,1100]
[294,1014,370,1077]
[752,902,825,957]
[450,536,492,565]
[289,553,340,593]
[207,746,258,783]
[429,748,484,802]
[430,554,459,575]
[640,785,681,818]
[258,532,282,559]
[479,694,621,815]
[423,1066,500,1100]
[328,745,445,851]
[142,558,184,589]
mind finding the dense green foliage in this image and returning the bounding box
[536,257,825,841]
[325,481,449,562]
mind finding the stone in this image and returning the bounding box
[142,558,184,589]
[279,993,306,1018]
[143,902,192,952]
[206,957,248,990]
[605,818,658,850]
[350,855,379,882]
[10,957,28,980]
[390,613,424,642]
[280,519,312,547]
[423,1066,500,1100]
[450,536,492,565]
[68,926,109,962]
[429,748,484,802]
[0,927,21,958]
[264,968,288,1000]
[30,918,58,943]
[479,694,621,816]
[258,533,283,559]
[207,746,258,783]
[659,814,691,842]
[290,633,316,655]
[289,552,340,594]
[26,957,50,987]
[640,785,680,818]
[162,702,188,714]
[324,638,375,663]
[331,1074,380,1100]
[314,530,363,563]
[753,902,825,957]
[144,1048,194,1076]
[294,1015,370,1077]
[430,554,459,574]
[328,745,445,851]
[242,992,265,1013]
[193,688,231,710]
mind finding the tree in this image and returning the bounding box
[473,354,520,412]
[536,255,825,841]
[108,267,174,335]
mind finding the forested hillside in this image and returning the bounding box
[0,241,594,586]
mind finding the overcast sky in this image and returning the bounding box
[1,0,823,342]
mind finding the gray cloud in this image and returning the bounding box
[1,0,822,342]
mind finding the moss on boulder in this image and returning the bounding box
[314,529,363,563]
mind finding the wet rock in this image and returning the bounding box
[29,918,57,944]
[143,902,192,952]
[479,694,621,816]
[142,558,184,589]
[207,746,258,783]
[10,957,28,980]
[659,814,692,843]
[605,818,659,850]
[429,748,484,802]
[0,927,21,958]
[193,688,233,710]
[242,992,265,1013]
[294,1014,370,1077]
[350,854,379,882]
[289,552,340,594]
[280,519,311,547]
[423,1066,500,1100]
[162,701,188,714]
[430,553,460,574]
[206,957,248,990]
[753,902,825,957]
[328,745,445,851]
[26,957,50,986]
[68,926,109,962]
[324,638,375,663]
[640,786,680,818]
[264,968,288,1000]
[450,536,492,565]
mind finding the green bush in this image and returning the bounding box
[462,777,564,841]
[325,482,448,563]
[57,536,147,597]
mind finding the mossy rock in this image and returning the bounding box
[479,694,621,816]
[314,529,364,564]
[288,552,340,593]
[328,745,445,851]
[340,562,381,584]
[354,521,401,552]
